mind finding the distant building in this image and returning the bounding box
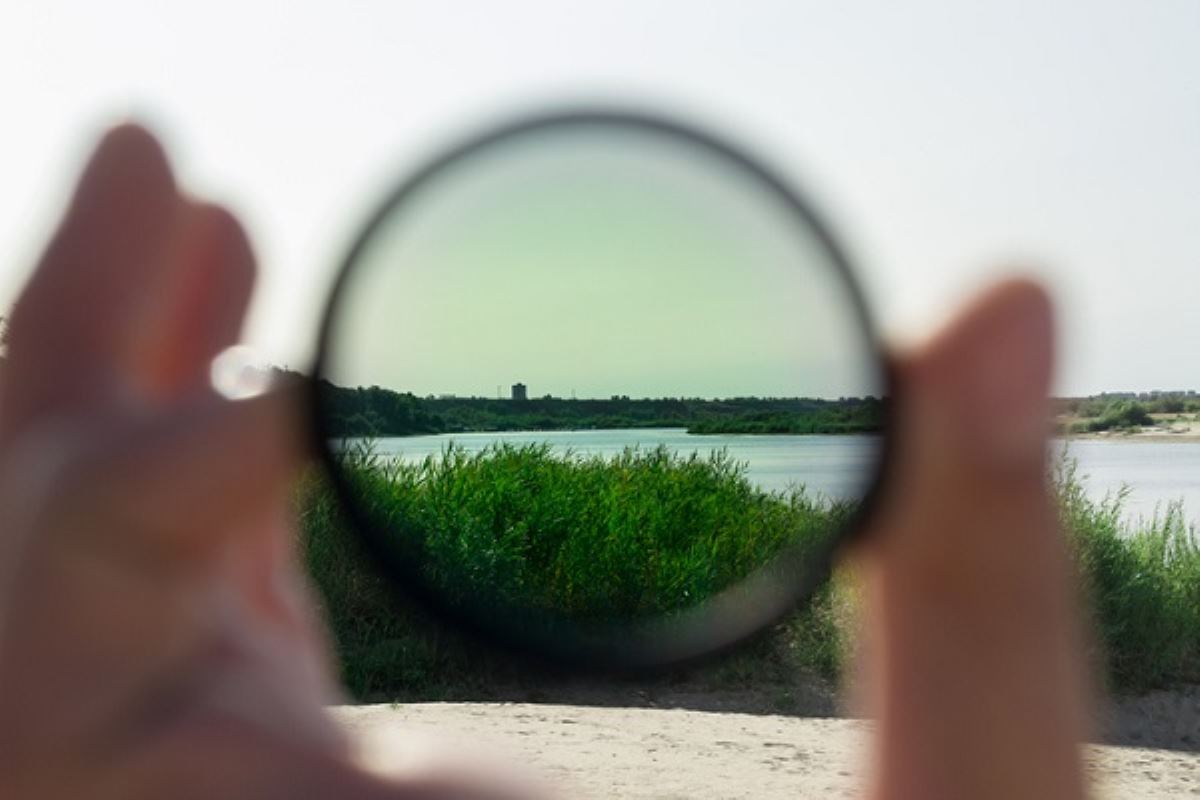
[511,382,527,402]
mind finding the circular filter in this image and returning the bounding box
[311,109,890,671]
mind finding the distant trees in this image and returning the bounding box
[1153,398,1186,414]
[687,398,883,435]
[315,380,445,437]
[313,379,886,438]
[316,379,1199,440]
[1072,393,1199,417]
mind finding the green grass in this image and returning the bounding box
[299,447,1200,700]
[300,443,848,697]
[343,443,840,619]
[1056,460,1200,690]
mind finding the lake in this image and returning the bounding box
[368,429,1200,526]
[1052,439,1200,523]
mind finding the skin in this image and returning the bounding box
[0,126,1089,799]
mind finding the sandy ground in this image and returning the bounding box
[334,702,1200,799]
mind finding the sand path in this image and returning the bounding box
[335,703,1200,798]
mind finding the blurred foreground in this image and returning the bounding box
[335,702,1200,799]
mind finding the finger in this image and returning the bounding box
[868,278,1059,576]
[911,276,1055,476]
[60,388,307,565]
[3,124,183,431]
[861,279,1090,800]
[222,504,342,701]
[133,201,257,400]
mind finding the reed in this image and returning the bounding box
[299,448,1200,699]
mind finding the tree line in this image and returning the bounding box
[307,375,885,437]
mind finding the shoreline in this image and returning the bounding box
[1057,419,1200,443]
[1061,432,1200,443]
[353,426,1200,443]
[1056,413,1200,443]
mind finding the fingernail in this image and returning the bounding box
[959,281,1055,467]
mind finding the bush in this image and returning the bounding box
[1085,400,1152,432]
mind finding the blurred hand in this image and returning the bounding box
[0,127,533,799]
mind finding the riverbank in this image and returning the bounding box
[336,697,1200,798]
[1056,398,1200,440]
[1060,414,1200,442]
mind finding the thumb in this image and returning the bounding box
[861,279,1091,800]
[870,278,1060,586]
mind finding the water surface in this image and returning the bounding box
[372,428,881,501]
[367,429,1199,525]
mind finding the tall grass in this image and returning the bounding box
[301,443,847,697]
[1056,460,1200,690]
[299,448,1200,700]
[347,444,838,621]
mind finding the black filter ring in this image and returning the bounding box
[309,107,896,674]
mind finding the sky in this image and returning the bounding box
[0,0,1196,396]
[323,122,882,398]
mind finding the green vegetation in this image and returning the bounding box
[1058,461,1200,690]
[1142,396,1200,414]
[1071,399,1155,433]
[335,444,838,621]
[688,401,882,434]
[311,376,883,438]
[1058,393,1200,434]
[299,448,1200,701]
[1060,393,1200,417]
[300,444,851,698]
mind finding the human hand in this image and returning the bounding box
[858,281,1091,799]
[0,126,535,799]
